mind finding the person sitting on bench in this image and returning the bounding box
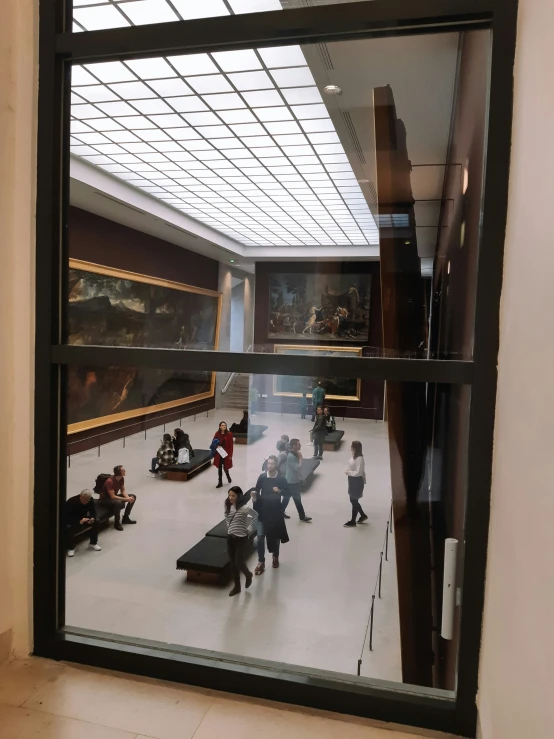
[65,489,102,557]
[230,410,249,434]
[324,406,336,433]
[173,428,194,463]
[99,465,137,531]
[150,433,176,474]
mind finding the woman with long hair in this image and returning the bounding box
[173,428,194,461]
[150,433,176,474]
[224,486,257,596]
[343,440,368,527]
[213,420,234,488]
[310,405,327,460]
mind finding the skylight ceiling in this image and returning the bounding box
[70,45,379,247]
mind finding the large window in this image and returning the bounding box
[35,1,517,736]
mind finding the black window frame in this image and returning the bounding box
[34,1,518,736]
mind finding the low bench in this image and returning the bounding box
[163,449,212,481]
[234,424,268,445]
[300,457,320,487]
[323,430,345,451]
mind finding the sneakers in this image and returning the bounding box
[122,517,136,524]
[301,517,313,523]
[228,585,241,597]
[343,521,356,528]
[67,549,75,557]
[254,562,265,575]
[357,514,369,524]
[88,543,102,551]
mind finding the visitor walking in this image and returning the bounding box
[252,455,290,574]
[282,438,312,522]
[224,486,257,597]
[343,441,368,527]
[213,421,233,488]
[311,405,327,460]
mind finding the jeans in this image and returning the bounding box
[349,497,366,522]
[282,482,306,520]
[313,436,325,458]
[151,457,158,473]
[256,520,266,562]
[102,494,137,524]
[227,535,252,586]
[65,521,99,549]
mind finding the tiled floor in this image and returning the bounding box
[0,658,462,739]
[65,409,400,682]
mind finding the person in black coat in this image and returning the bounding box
[173,428,194,460]
[64,489,102,557]
[310,405,327,460]
[251,455,289,574]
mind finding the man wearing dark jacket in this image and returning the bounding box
[252,455,289,574]
[65,489,102,557]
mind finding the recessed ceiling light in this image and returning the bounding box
[358,178,369,183]
[323,85,343,96]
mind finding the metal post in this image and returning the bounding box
[68,455,70,468]
[369,595,375,651]
[123,436,126,448]
[378,552,383,598]
[144,428,146,439]
[390,503,393,532]
[385,522,389,561]
[163,423,166,432]
[357,659,361,676]
[97,446,100,457]
[194,415,196,422]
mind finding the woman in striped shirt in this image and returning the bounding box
[225,486,257,597]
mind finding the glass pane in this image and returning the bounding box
[72,0,377,33]
[69,30,489,361]
[63,364,468,693]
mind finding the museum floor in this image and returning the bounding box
[65,409,401,683]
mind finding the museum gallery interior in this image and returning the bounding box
[30,1,510,733]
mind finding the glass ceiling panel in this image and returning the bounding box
[70,45,378,247]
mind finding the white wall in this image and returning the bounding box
[477,0,554,736]
[0,0,37,661]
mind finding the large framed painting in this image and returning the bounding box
[268,272,371,342]
[67,259,221,433]
[273,345,362,401]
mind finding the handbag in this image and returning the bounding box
[177,447,190,464]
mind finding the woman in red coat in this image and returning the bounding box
[213,421,234,488]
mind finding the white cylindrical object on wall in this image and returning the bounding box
[441,538,458,640]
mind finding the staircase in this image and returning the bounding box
[224,373,250,409]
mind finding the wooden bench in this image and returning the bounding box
[233,424,268,445]
[323,430,345,451]
[163,449,212,481]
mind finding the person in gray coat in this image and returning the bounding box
[282,439,312,522]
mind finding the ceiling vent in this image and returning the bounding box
[94,192,146,215]
[341,111,366,165]
[317,43,334,70]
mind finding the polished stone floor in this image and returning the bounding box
[0,658,461,739]
[65,409,400,683]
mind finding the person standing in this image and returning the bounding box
[213,421,233,488]
[311,405,327,460]
[283,438,312,523]
[252,455,290,574]
[99,466,137,531]
[65,489,102,557]
[311,381,325,421]
[224,486,257,597]
[276,439,288,476]
[343,441,368,527]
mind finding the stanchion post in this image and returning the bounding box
[97,446,100,457]
[385,522,389,561]
[390,503,393,533]
[68,456,70,468]
[378,552,383,598]
[357,659,361,676]
[369,595,375,651]
[123,437,126,448]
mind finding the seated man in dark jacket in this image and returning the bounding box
[65,489,102,557]
[252,455,289,574]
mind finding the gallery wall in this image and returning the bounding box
[68,207,221,454]
[253,261,384,420]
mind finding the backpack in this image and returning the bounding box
[178,447,190,464]
[93,473,111,494]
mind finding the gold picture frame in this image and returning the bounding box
[272,345,362,402]
[68,259,222,434]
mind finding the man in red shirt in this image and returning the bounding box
[100,465,137,531]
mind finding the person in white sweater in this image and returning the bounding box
[224,486,257,596]
[343,441,368,527]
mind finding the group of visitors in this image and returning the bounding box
[149,428,194,474]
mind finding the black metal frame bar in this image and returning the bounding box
[33,0,519,736]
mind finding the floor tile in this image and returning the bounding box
[0,657,65,708]
[22,664,214,739]
[0,703,137,739]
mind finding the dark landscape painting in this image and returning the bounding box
[268,272,371,342]
[273,346,362,401]
[67,261,220,431]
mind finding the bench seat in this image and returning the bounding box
[300,457,320,487]
[324,430,345,451]
[177,530,256,585]
[163,449,212,481]
[234,424,268,445]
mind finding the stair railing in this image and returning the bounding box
[221,345,253,394]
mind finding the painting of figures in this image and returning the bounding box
[67,260,221,432]
[268,272,371,342]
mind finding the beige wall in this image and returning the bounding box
[477,0,554,736]
[0,0,37,661]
